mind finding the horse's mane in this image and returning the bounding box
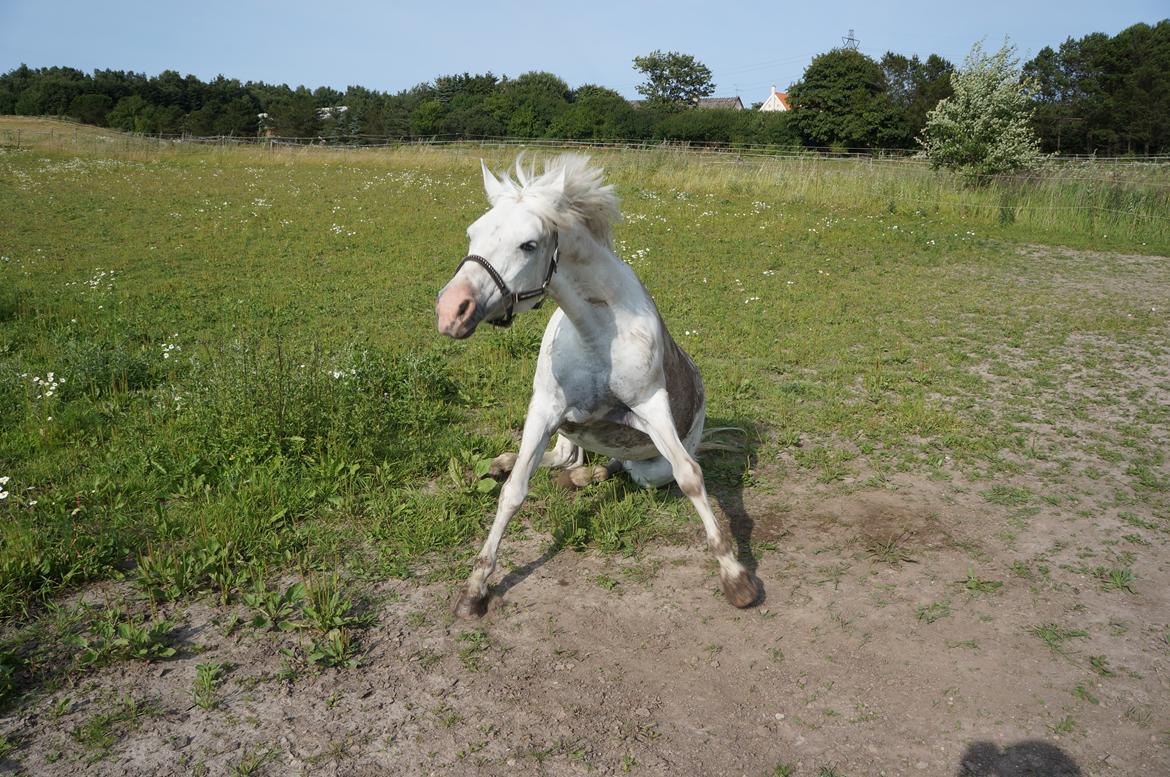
[496,154,621,248]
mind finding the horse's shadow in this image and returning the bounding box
[491,415,766,606]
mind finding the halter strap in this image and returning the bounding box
[456,233,559,327]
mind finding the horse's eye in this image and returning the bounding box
[520,241,538,252]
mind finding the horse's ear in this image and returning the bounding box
[481,159,505,205]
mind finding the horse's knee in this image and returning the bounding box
[674,458,704,498]
[498,479,528,513]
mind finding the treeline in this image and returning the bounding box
[0,66,803,147]
[1025,20,1170,154]
[0,20,1165,154]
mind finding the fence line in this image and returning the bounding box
[5,124,1170,166]
[3,125,1169,218]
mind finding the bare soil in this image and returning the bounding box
[3,472,1166,776]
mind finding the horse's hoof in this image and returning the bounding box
[555,465,611,491]
[554,469,583,491]
[721,570,761,608]
[487,453,518,480]
[453,589,488,619]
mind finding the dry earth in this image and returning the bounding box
[2,246,1168,776]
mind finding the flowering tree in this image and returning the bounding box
[919,41,1043,180]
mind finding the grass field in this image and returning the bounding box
[1,118,1168,774]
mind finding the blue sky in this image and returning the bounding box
[1,1,1165,101]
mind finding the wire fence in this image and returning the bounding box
[4,123,1170,167]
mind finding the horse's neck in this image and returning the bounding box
[548,231,654,339]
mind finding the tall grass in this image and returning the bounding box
[4,117,1167,248]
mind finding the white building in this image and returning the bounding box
[759,86,790,112]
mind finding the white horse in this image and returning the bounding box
[435,154,760,618]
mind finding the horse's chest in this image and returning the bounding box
[541,310,704,461]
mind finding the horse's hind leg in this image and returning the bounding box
[623,456,674,489]
[488,434,580,479]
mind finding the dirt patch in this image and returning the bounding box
[3,465,1168,777]
[1015,244,1170,307]
[807,488,966,555]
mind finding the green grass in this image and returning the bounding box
[1,120,1169,704]
[191,662,228,710]
[70,694,161,761]
[916,600,952,624]
[1031,624,1090,655]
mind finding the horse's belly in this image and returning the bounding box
[559,420,659,461]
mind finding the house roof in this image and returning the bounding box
[759,87,790,111]
[697,96,744,110]
[627,96,745,110]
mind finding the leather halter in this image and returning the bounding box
[456,233,559,327]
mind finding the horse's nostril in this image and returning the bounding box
[457,299,471,318]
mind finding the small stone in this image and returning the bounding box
[915,761,928,770]
[774,713,785,720]
[635,707,650,717]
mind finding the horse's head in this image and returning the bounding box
[435,160,563,339]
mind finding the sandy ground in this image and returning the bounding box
[2,469,1166,776]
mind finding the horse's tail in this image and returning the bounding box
[697,426,747,454]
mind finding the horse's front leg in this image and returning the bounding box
[455,400,564,618]
[629,391,760,609]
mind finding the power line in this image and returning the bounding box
[716,51,822,78]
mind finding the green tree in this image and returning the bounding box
[433,72,498,103]
[633,50,715,109]
[443,92,504,138]
[788,48,908,148]
[549,85,637,140]
[919,41,1043,179]
[0,64,36,113]
[880,52,954,145]
[107,94,149,131]
[184,102,220,135]
[265,90,321,137]
[67,93,113,125]
[214,95,260,136]
[1025,21,1170,154]
[494,71,570,137]
[410,99,446,136]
